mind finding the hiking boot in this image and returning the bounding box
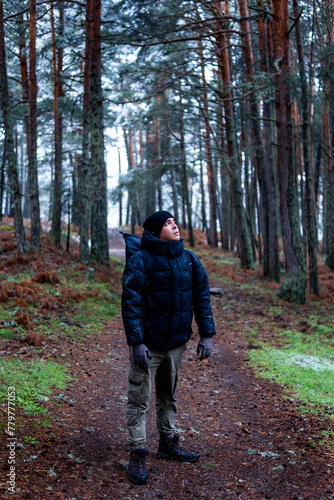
[128,447,149,485]
[156,433,198,463]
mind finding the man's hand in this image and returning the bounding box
[132,344,152,372]
[197,337,212,361]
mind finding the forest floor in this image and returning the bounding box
[0,223,334,499]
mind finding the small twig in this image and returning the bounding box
[57,318,84,328]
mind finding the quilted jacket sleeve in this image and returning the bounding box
[189,251,216,338]
[121,252,147,346]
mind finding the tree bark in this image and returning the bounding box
[118,147,122,226]
[272,0,306,303]
[214,0,253,268]
[179,103,195,247]
[0,0,26,253]
[79,0,92,263]
[239,0,279,279]
[123,126,137,233]
[199,134,208,237]
[90,0,109,265]
[50,2,64,248]
[322,104,331,256]
[216,73,230,251]
[145,128,158,218]
[293,0,319,294]
[321,1,334,269]
[0,141,5,219]
[197,37,218,247]
[71,154,80,227]
[257,4,280,281]
[18,11,30,219]
[28,0,41,251]
[328,103,334,269]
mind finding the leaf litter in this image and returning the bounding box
[0,226,333,498]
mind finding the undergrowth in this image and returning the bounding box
[0,359,71,415]
[0,226,122,415]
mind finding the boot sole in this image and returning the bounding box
[129,474,148,485]
[156,451,198,463]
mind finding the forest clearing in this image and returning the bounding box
[0,224,333,499]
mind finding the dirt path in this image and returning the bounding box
[6,283,334,500]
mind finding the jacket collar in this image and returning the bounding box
[141,231,184,258]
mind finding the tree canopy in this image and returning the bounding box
[0,0,334,302]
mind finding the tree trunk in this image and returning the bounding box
[322,104,331,256]
[239,0,275,277]
[198,38,218,247]
[220,160,230,250]
[199,137,208,238]
[71,157,80,227]
[0,0,26,253]
[272,0,306,303]
[327,100,334,270]
[123,126,137,233]
[145,129,158,218]
[28,0,41,251]
[214,0,253,268]
[241,116,257,262]
[293,0,319,294]
[51,2,64,248]
[0,141,5,220]
[216,70,230,251]
[179,105,195,247]
[118,147,123,226]
[18,11,30,219]
[321,1,334,269]
[258,6,280,281]
[90,0,109,266]
[314,141,322,216]
[79,0,92,263]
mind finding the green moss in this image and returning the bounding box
[0,359,72,415]
[248,341,334,415]
[0,329,16,340]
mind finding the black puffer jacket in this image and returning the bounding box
[121,231,216,351]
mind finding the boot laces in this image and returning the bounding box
[174,442,189,457]
[132,452,147,473]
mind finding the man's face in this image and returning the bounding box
[159,218,180,242]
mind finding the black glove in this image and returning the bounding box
[197,337,212,361]
[132,344,152,372]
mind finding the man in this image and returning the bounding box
[121,210,216,485]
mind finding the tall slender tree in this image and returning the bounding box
[18,11,30,218]
[28,0,41,251]
[0,0,26,253]
[51,2,64,248]
[179,92,195,247]
[272,0,306,303]
[257,0,280,281]
[293,0,319,294]
[90,0,109,266]
[238,0,279,280]
[197,36,218,247]
[79,0,92,263]
[213,0,253,268]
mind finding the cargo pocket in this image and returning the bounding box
[127,368,147,406]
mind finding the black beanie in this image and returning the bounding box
[143,211,175,238]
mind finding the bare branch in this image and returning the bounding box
[4,0,84,22]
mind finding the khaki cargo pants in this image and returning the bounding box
[126,344,186,449]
